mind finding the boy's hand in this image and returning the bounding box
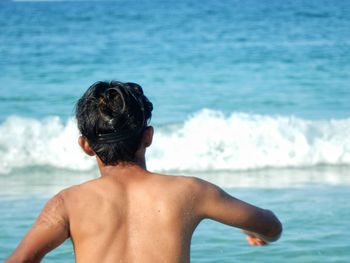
[245,235,268,246]
[242,230,269,246]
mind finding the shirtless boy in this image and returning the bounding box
[6,81,282,263]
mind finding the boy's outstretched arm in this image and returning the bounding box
[195,178,282,245]
[6,192,70,263]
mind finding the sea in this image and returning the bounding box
[0,0,350,262]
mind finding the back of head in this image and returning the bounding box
[75,81,153,165]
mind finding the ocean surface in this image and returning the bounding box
[1,0,350,262]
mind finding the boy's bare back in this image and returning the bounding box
[65,166,200,263]
[7,165,282,263]
[6,81,282,262]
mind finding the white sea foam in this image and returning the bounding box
[0,116,95,174]
[1,110,350,174]
[147,109,350,171]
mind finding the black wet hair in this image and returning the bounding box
[75,81,153,165]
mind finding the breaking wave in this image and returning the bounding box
[1,109,350,174]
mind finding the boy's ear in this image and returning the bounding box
[78,136,95,156]
[143,126,154,148]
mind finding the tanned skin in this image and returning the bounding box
[6,127,282,263]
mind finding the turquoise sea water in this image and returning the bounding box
[1,0,350,261]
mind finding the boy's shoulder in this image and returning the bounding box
[55,177,102,201]
[151,173,203,185]
[57,173,215,207]
[150,173,212,196]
